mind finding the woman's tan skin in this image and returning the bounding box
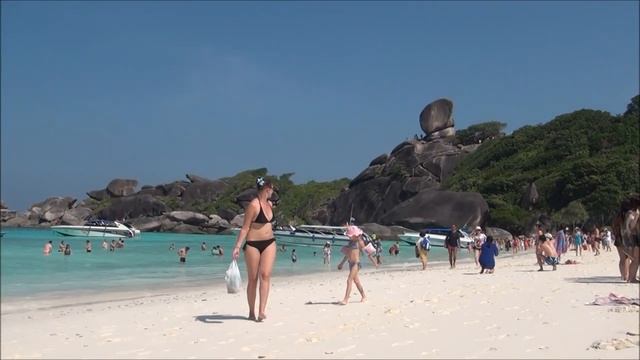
[232,179,276,322]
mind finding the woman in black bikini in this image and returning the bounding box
[232,177,277,322]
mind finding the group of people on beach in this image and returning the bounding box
[212,176,639,321]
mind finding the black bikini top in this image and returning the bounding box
[254,200,273,224]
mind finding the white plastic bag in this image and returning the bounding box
[225,260,242,294]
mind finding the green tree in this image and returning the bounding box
[455,121,507,145]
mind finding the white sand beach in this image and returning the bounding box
[2,249,638,359]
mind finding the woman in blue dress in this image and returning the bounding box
[479,236,499,274]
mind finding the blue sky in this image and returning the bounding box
[1,1,638,211]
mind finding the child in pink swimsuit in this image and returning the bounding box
[338,226,367,305]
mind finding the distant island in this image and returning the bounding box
[2,95,638,238]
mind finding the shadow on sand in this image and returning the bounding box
[565,276,627,284]
[304,301,342,305]
[194,313,249,324]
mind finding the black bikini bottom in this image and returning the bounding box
[243,238,276,254]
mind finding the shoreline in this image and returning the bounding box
[0,247,525,313]
[2,249,638,359]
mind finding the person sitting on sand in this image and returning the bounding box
[338,225,367,305]
[479,236,499,274]
[537,233,559,271]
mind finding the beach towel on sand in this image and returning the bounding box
[590,293,640,306]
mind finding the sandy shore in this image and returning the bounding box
[2,249,639,359]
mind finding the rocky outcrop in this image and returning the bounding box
[27,197,78,224]
[1,209,17,222]
[230,214,244,228]
[172,223,206,234]
[419,98,455,137]
[3,213,32,227]
[379,189,489,230]
[60,207,93,225]
[520,182,539,210]
[167,211,209,226]
[138,186,165,197]
[130,216,164,232]
[157,181,189,197]
[87,189,109,201]
[106,179,138,197]
[97,194,168,220]
[369,154,388,166]
[217,208,238,222]
[186,174,212,183]
[326,98,485,229]
[181,180,227,205]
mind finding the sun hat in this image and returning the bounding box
[345,225,363,238]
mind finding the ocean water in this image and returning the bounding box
[0,228,456,300]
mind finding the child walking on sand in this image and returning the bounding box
[338,225,367,305]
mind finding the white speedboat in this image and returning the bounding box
[52,219,140,238]
[232,225,372,248]
[398,227,473,248]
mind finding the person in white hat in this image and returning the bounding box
[472,226,487,267]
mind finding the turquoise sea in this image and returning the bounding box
[0,228,456,300]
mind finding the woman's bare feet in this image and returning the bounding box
[248,313,256,321]
[337,300,348,305]
[257,313,267,322]
[360,296,367,303]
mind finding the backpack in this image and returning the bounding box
[420,237,431,251]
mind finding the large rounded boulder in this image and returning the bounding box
[106,179,138,197]
[379,189,489,230]
[419,98,454,135]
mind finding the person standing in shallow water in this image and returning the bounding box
[232,177,278,322]
[43,241,53,255]
[444,224,461,269]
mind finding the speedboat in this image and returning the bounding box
[398,227,473,248]
[232,225,373,248]
[51,219,141,238]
